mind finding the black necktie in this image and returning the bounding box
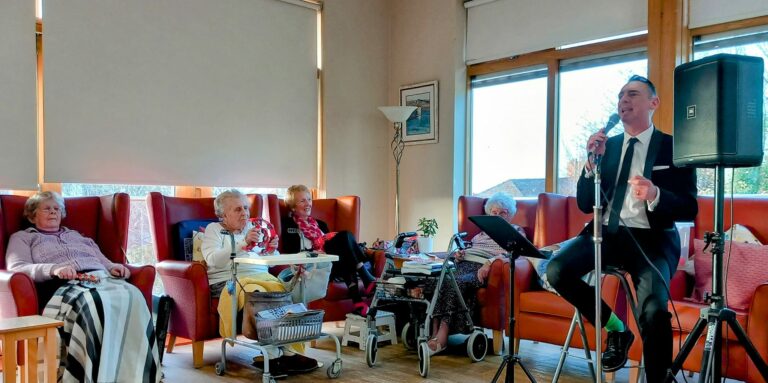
[607,137,639,234]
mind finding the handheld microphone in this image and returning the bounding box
[590,113,620,160]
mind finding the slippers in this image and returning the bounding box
[427,338,446,356]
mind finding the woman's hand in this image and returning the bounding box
[52,266,77,280]
[245,228,261,245]
[268,236,279,250]
[454,250,466,262]
[109,264,131,279]
[477,262,492,284]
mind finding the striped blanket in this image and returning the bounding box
[43,271,160,383]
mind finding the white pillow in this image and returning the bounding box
[192,230,206,264]
[725,224,762,245]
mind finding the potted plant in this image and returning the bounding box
[416,217,438,253]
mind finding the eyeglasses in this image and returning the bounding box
[628,75,656,95]
[39,206,61,214]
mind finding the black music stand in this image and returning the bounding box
[469,215,551,383]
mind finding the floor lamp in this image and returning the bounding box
[378,105,417,234]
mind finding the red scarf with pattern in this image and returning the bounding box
[292,214,336,251]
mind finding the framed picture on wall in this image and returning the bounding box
[400,80,438,145]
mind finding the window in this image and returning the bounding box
[61,184,174,295]
[692,27,768,195]
[470,66,548,197]
[211,187,287,199]
[557,52,648,195]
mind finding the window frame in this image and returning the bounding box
[467,34,647,195]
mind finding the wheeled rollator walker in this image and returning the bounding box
[362,232,489,377]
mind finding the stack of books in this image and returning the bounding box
[401,259,448,275]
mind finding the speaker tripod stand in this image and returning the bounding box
[666,165,768,382]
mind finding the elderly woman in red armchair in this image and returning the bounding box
[280,184,376,316]
[427,192,525,356]
[5,191,159,383]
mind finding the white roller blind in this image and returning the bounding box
[44,0,318,187]
[0,1,37,190]
[466,0,647,64]
[690,0,768,29]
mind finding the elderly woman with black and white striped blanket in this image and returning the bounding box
[6,191,160,383]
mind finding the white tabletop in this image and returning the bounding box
[234,252,338,266]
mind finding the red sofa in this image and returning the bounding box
[665,196,768,382]
[514,193,768,382]
[146,192,265,368]
[266,195,387,322]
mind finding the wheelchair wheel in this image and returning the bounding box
[401,322,417,351]
[417,341,430,377]
[365,334,378,367]
[467,330,488,362]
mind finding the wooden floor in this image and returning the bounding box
[160,323,738,383]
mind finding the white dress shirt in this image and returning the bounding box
[601,125,660,228]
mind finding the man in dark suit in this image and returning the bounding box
[546,75,698,381]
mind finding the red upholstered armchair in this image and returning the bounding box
[146,192,264,368]
[267,195,387,322]
[0,193,154,319]
[457,195,538,355]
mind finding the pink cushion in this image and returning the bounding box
[692,238,768,310]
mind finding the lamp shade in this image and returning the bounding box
[378,106,417,123]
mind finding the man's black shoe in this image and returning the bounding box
[602,330,634,372]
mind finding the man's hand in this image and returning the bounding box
[585,130,608,172]
[628,175,657,201]
[52,266,77,280]
[109,264,131,279]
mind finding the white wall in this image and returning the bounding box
[323,0,391,243]
[387,0,467,247]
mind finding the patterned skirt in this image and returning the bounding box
[429,261,485,334]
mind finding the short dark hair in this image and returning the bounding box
[627,74,657,96]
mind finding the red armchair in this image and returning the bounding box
[457,195,538,355]
[266,194,387,322]
[0,193,154,318]
[666,196,768,382]
[146,192,264,368]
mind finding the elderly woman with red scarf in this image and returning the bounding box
[280,185,375,316]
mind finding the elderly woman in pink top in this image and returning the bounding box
[6,191,160,383]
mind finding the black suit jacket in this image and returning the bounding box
[280,215,330,254]
[576,129,698,233]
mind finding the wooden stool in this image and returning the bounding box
[0,315,62,383]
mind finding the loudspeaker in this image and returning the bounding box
[673,53,764,168]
